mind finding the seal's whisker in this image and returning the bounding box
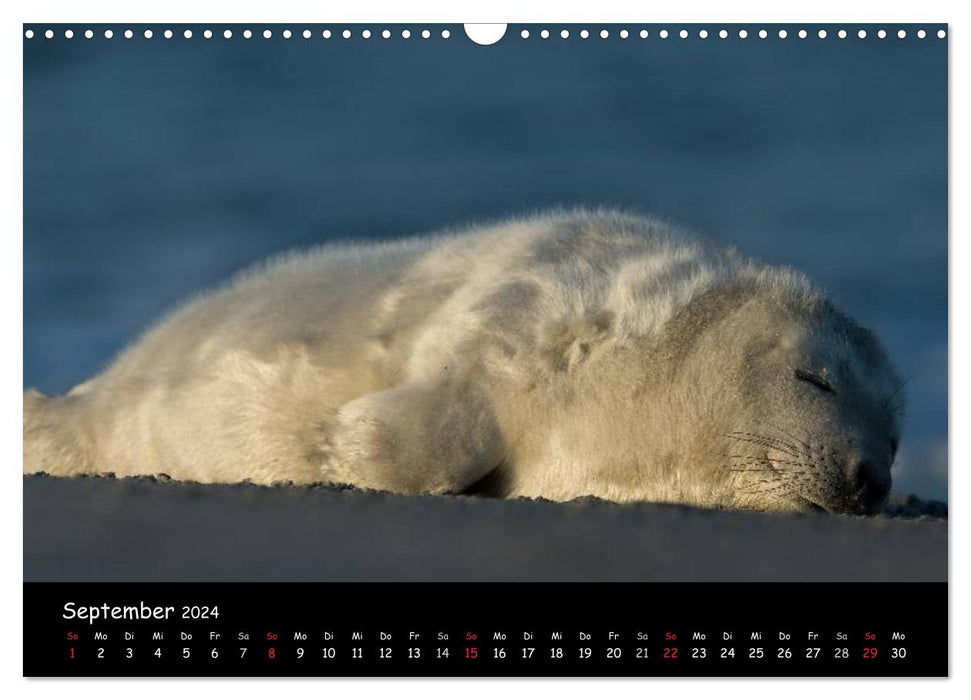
[885,377,910,414]
[738,482,788,495]
[726,455,810,469]
[724,434,801,458]
[727,462,804,476]
[764,421,811,451]
[727,431,801,453]
[722,457,773,468]
[725,436,793,454]
[725,455,780,466]
[763,459,813,470]
[728,463,788,488]
[724,463,773,470]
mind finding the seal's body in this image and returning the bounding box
[24,210,904,513]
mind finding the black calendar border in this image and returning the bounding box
[23,582,948,677]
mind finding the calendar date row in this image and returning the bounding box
[65,642,909,662]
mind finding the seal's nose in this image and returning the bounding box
[845,458,891,513]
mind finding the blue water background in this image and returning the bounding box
[23,25,948,499]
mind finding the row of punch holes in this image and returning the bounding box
[24,26,948,42]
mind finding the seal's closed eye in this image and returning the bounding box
[794,368,835,394]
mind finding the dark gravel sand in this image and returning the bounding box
[23,475,945,582]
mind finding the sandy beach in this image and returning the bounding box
[24,475,946,583]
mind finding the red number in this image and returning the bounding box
[863,648,878,659]
[69,647,75,659]
[663,647,678,659]
[465,647,478,659]
[268,647,276,659]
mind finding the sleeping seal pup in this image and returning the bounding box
[24,209,905,514]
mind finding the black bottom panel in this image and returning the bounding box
[24,582,947,677]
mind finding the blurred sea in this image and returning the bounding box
[23,25,947,499]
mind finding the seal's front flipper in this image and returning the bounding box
[319,381,505,495]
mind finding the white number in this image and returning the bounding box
[181,605,218,619]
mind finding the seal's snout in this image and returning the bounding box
[843,457,891,514]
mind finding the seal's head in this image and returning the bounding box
[680,276,905,515]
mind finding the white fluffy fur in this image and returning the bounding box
[24,209,903,512]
